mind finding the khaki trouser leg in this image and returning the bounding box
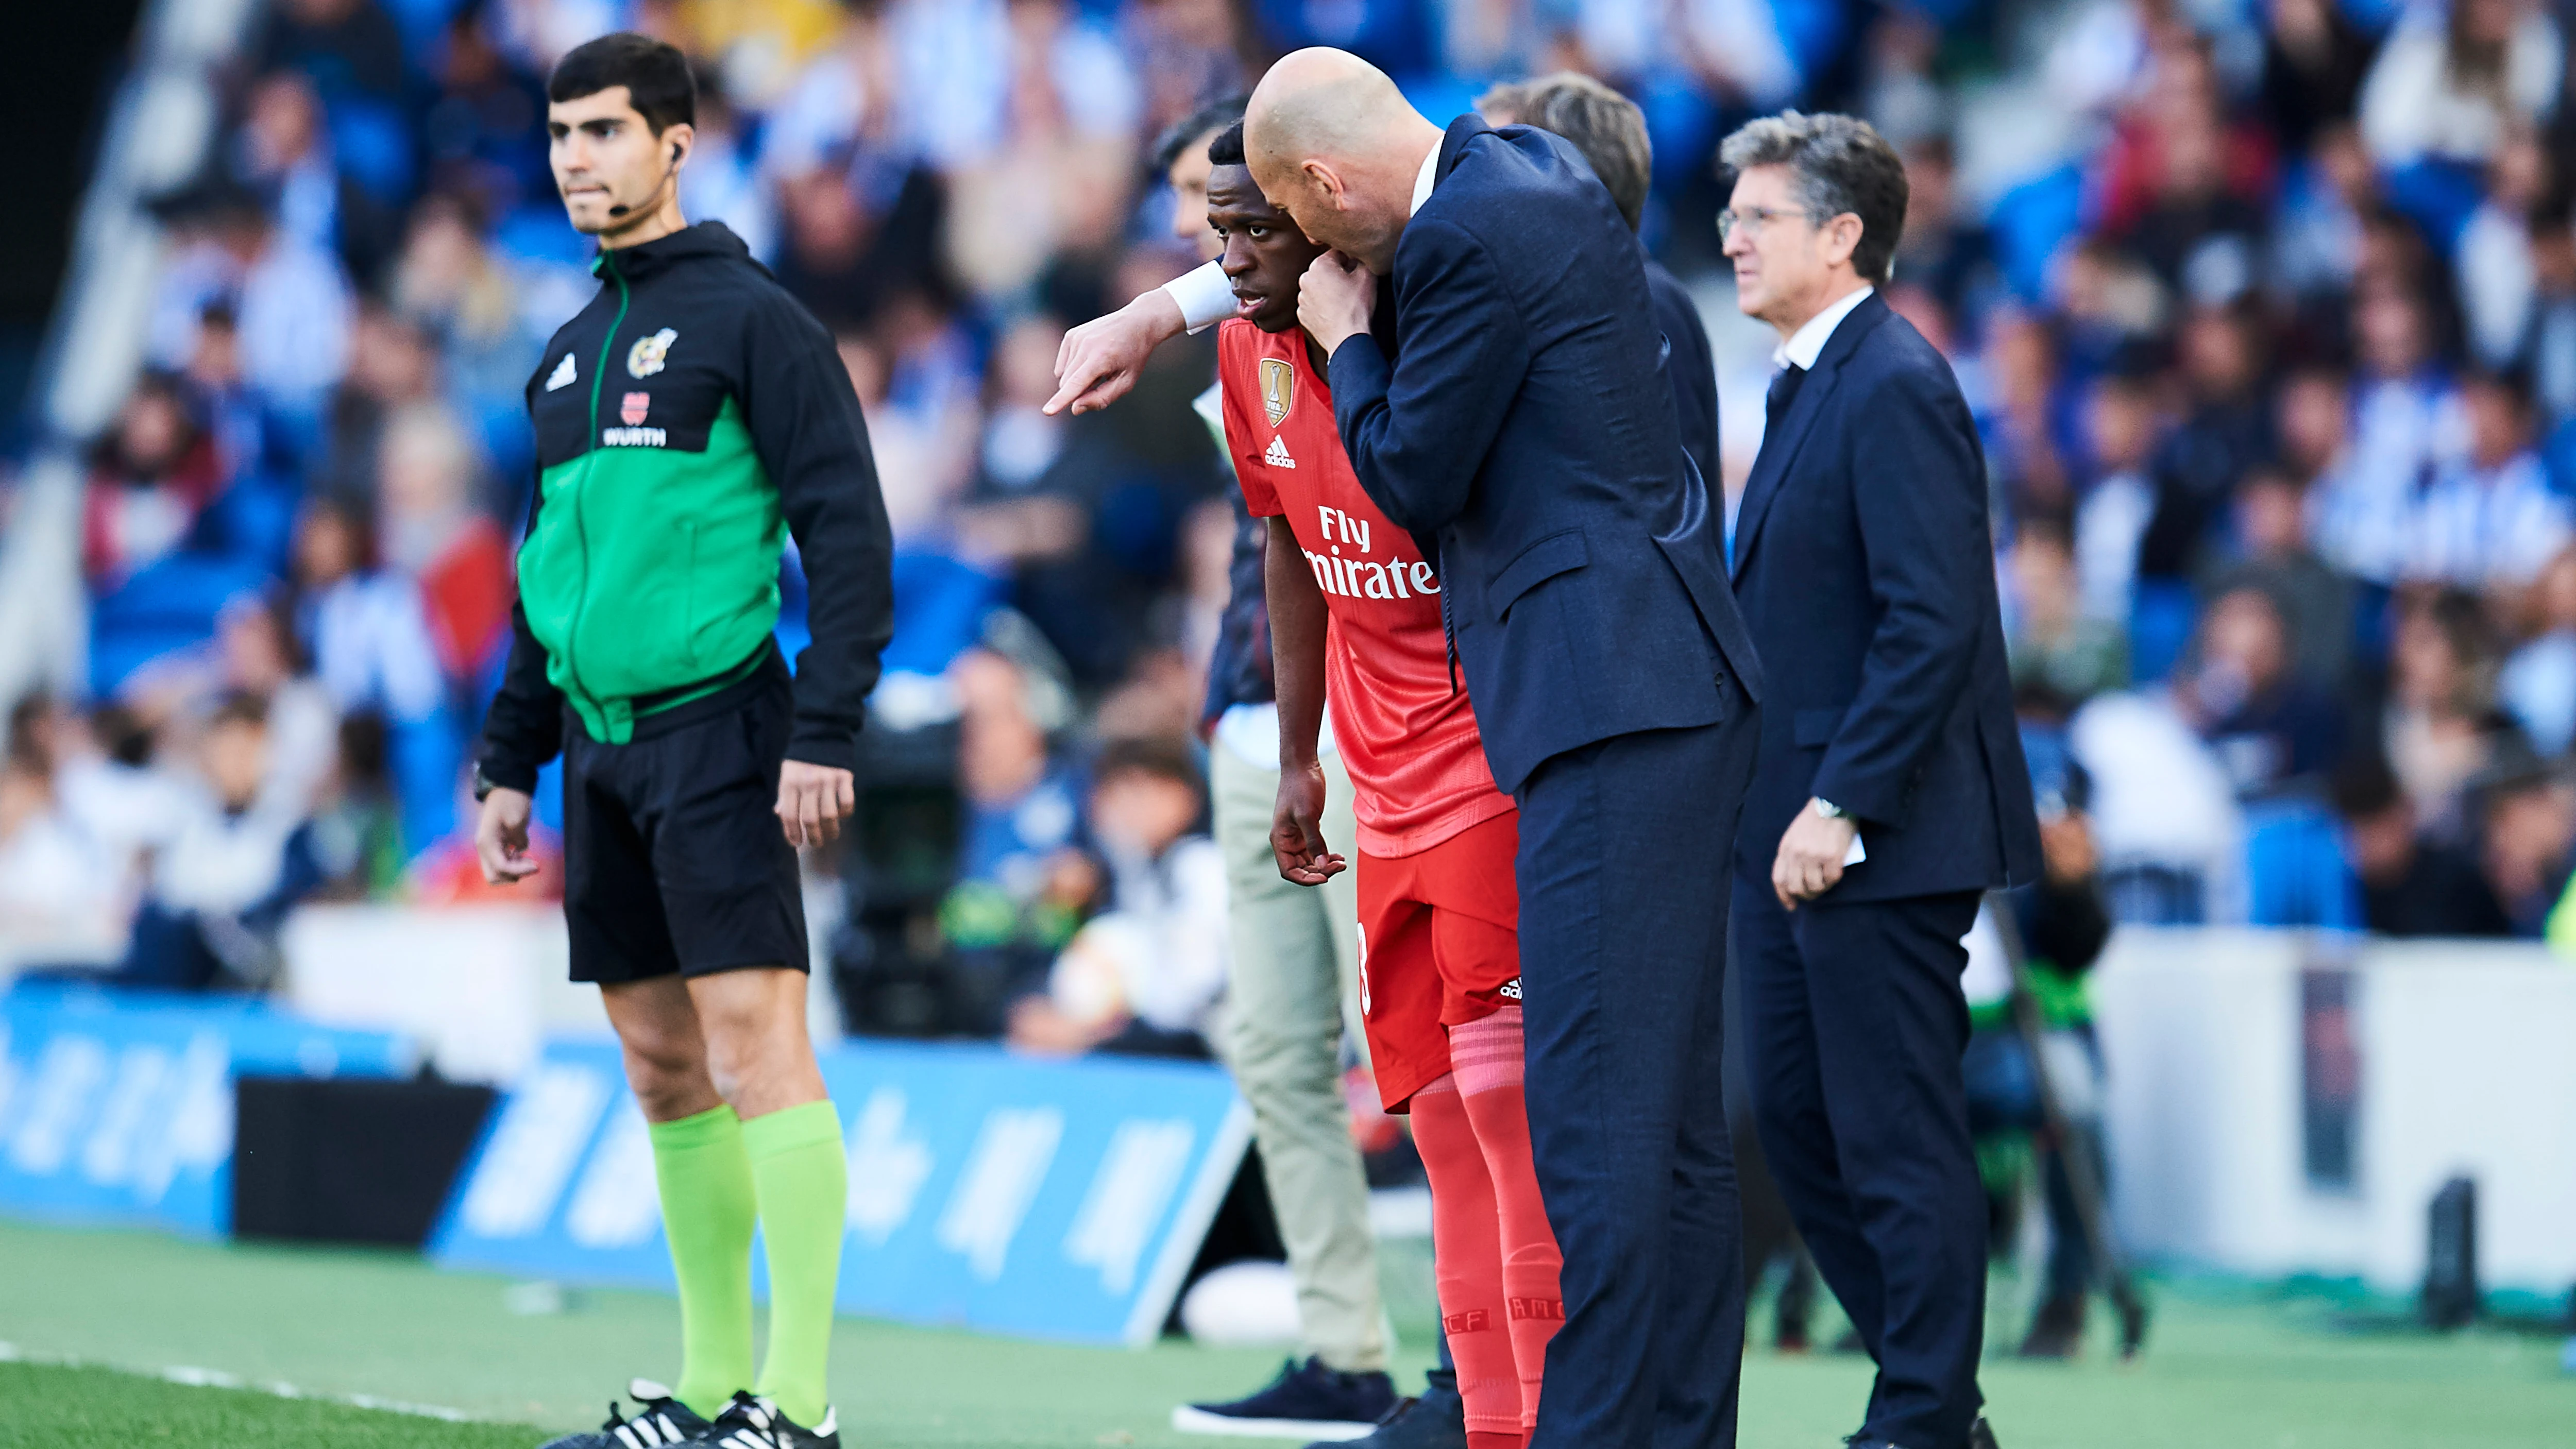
[1211,742,1383,1372]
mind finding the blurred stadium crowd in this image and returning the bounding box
[3,0,2573,1039]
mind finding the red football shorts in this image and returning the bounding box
[1355,809,1522,1112]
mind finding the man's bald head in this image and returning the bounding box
[1246,48,1414,173]
[1244,47,1444,271]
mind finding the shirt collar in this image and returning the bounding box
[1410,140,1440,217]
[1773,283,1874,372]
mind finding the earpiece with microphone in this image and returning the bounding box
[607,141,685,218]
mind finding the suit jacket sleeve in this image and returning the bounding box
[739,291,897,773]
[1811,361,1991,828]
[1327,219,1531,536]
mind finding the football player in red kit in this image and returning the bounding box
[1202,120,1561,1449]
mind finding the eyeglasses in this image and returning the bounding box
[1717,206,1818,243]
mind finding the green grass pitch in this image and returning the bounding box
[0,1219,2566,1448]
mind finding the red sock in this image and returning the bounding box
[1413,1075,1524,1438]
[1451,1007,1562,1434]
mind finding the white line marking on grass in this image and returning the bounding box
[0,1341,477,1422]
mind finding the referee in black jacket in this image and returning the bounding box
[473,33,890,1449]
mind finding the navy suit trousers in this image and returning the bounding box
[1734,881,1988,1449]
[1516,701,1757,1449]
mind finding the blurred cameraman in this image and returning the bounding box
[1962,729,2115,1359]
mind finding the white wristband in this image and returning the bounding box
[1160,259,1235,334]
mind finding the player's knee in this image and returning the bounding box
[618,1026,711,1117]
[698,1008,809,1107]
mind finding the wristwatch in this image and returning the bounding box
[1811,796,1848,821]
[471,764,501,803]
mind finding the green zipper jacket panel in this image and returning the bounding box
[475,220,895,783]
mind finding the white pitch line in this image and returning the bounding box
[0,1340,478,1422]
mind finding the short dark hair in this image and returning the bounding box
[2014,511,2075,554]
[2330,752,2405,822]
[548,32,696,133]
[2464,366,2537,417]
[208,690,270,733]
[1206,120,1246,168]
[1718,111,1910,286]
[1153,94,1249,174]
[1482,73,1652,232]
[1094,735,1205,800]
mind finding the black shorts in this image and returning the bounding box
[561,651,809,984]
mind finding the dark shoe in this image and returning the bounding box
[2018,1294,2085,1359]
[1838,1417,1999,1449]
[1311,1369,1467,1449]
[1173,1356,1399,1440]
[536,1379,710,1449]
[700,1391,838,1449]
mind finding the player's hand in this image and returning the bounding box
[1045,290,1184,416]
[1772,804,1857,911]
[1296,251,1376,357]
[474,787,539,885]
[776,759,856,848]
[1272,760,1347,887]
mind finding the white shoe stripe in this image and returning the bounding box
[1168,1404,1380,1440]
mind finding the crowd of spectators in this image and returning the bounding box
[2,0,2571,1002]
[1963,0,2576,938]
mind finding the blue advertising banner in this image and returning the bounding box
[0,983,417,1236]
[431,1038,1252,1346]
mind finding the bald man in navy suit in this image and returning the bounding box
[1251,48,1762,1449]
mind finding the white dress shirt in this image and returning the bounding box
[1772,283,1875,371]
[1411,139,1440,216]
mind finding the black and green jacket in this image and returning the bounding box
[477,221,893,788]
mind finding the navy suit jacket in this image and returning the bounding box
[1645,258,1719,493]
[1329,117,1760,795]
[1730,291,2042,901]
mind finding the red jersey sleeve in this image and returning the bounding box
[1217,320,1284,517]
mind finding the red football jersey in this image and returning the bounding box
[1218,319,1514,857]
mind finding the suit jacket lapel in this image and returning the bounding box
[1730,294,1892,580]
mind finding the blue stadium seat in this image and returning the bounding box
[2126,578,2198,687]
[2244,798,2363,930]
[885,551,1006,678]
[87,554,276,697]
[327,95,418,205]
[1989,165,2087,304]
[2543,416,2576,500]
[2379,159,2486,260]
[188,473,302,578]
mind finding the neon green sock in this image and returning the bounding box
[648,1104,758,1420]
[744,1099,846,1427]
